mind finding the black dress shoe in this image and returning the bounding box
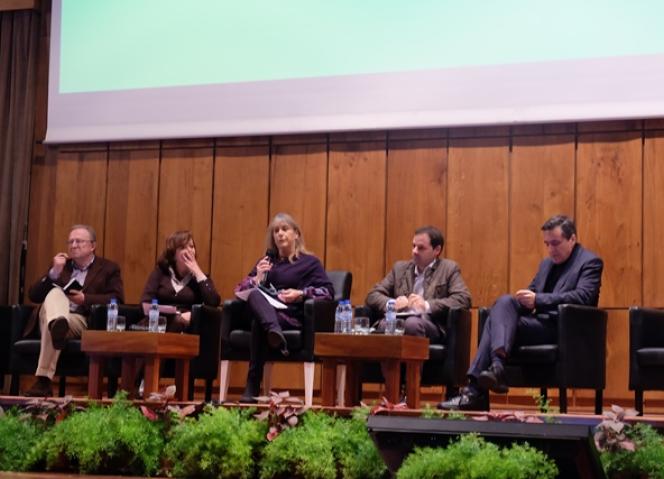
[24,376,53,397]
[437,387,488,411]
[267,330,289,356]
[49,316,70,350]
[478,363,509,394]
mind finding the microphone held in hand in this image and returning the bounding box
[262,248,278,288]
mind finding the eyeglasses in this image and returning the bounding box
[67,239,92,246]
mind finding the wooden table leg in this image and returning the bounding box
[321,359,336,407]
[383,359,400,404]
[143,356,161,398]
[87,356,104,399]
[121,357,136,398]
[175,359,190,401]
[405,360,422,409]
[345,362,360,406]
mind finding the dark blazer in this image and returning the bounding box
[25,256,124,337]
[366,258,472,316]
[529,243,603,315]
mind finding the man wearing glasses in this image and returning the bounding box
[439,215,603,411]
[23,224,124,397]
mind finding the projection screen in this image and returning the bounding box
[46,0,664,143]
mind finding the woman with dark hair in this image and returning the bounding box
[141,230,220,331]
[235,213,333,402]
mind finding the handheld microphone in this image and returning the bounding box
[262,248,278,286]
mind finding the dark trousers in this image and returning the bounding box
[468,294,557,378]
[244,290,298,395]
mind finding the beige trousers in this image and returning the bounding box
[36,288,87,379]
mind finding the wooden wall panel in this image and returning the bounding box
[52,148,108,255]
[270,143,328,259]
[105,145,160,303]
[604,310,630,400]
[385,139,447,272]
[211,145,270,299]
[25,147,58,290]
[158,145,214,273]
[577,132,642,307]
[509,136,575,290]
[446,138,509,307]
[643,131,664,307]
[327,138,387,304]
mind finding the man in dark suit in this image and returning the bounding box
[366,225,471,342]
[24,224,124,396]
[439,215,603,410]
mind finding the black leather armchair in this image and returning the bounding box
[357,307,472,401]
[89,303,222,401]
[478,304,607,414]
[219,270,352,406]
[628,307,664,415]
[0,306,12,391]
[8,303,123,396]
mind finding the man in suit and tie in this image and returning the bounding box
[366,225,471,342]
[439,215,603,410]
[23,224,124,397]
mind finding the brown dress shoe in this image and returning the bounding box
[49,316,70,350]
[24,376,53,397]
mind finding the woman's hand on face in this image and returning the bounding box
[278,288,303,303]
[180,250,205,279]
[254,256,272,284]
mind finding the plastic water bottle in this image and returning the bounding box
[343,300,353,334]
[334,301,344,333]
[106,298,118,331]
[148,299,159,332]
[385,299,397,335]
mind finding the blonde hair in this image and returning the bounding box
[265,213,310,262]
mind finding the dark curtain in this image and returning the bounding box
[0,9,40,304]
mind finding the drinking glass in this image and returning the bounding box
[394,317,405,335]
[354,316,370,335]
[116,315,126,332]
[157,315,167,333]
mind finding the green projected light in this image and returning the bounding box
[60,0,664,93]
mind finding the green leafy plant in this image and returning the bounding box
[25,396,164,476]
[596,405,664,478]
[260,411,387,479]
[0,408,44,471]
[396,433,558,479]
[165,405,266,478]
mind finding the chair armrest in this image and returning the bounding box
[477,307,490,345]
[629,306,664,350]
[444,308,472,385]
[220,299,249,342]
[10,305,34,343]
[189,304,222,380]
[557,304,607,389]
[305,299,337,333]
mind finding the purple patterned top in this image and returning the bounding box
[235,253,334,326]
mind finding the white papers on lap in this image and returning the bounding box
[141,302,178,315]
[396,310,423,317]
[235,288,287,309]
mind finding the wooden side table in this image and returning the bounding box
[314,333,429,408]
[81,331,199,400]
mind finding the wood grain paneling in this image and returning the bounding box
[510,136,575,290]
[158,146,213,273]
[270,143,327,259]
[211,145,270,299]
[644,131,664,307]
[52,148,108,254]
[604,309,630,400]
[25,147,58,289]
[577,132,642,308]
[327,140,386,304]
[105,146,160,303]
[385,139,447,272]
[446,138,509,307]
